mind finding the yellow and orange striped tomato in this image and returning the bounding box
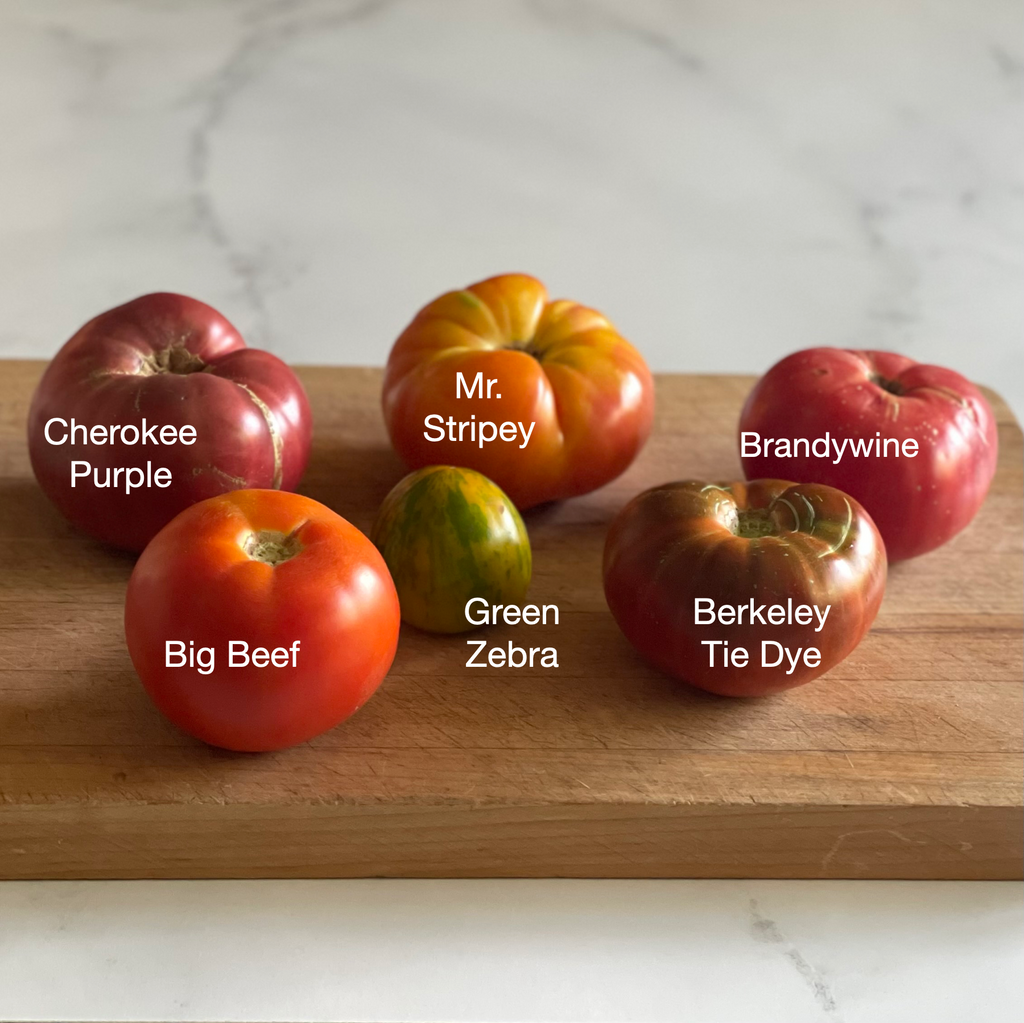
[382,274,654,509]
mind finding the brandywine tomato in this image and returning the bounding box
[382,274,654,509]
[371,465,531,632]
[28,293,312,552]
[603,479,887,696]
[738,348,998,561]
[124,489,400,751]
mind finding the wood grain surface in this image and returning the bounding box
[1,361,1021,879]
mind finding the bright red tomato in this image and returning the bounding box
[738,348,998,561]
[382,273,654,509]
[124,490,400,752]
[603,480,887,696]
[28,293,312,552]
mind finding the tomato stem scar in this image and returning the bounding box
[734,508,775,539]
[139,344,206,376]
[244,527,304,566]
[871,374,904,396]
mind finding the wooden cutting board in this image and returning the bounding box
[1,362,1020,880]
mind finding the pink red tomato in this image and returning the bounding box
[738,348,998,561]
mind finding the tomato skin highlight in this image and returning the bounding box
[28,293,312,552]
[124,490,400,752]
[382,273,655,509]
[371,466,532,633]
[603,479,887,697]
[738,348,998,561]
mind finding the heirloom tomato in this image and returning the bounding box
[381,273,654,509]
[29,293,312,552]
[603,479,887,697]
[739,348,998,561]
[124,490,400,752]
[371,466,531,633]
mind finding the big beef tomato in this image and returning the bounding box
[382,274,654,509]
[29,293,312,551]
[124,490,400,752]
[603,480,887,696]
[738,348,998,561]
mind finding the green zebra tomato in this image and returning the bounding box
[371,466,532,633]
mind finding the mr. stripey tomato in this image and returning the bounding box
[124,490,400,752]
[738,348,998,561]
[382,274,654,509]
[28,293,311,551]
[603,480,887,697]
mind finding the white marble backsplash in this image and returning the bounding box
[1,0,1021,416]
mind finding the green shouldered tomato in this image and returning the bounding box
[371,466,532,633]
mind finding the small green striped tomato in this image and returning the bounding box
[371,466,532,633]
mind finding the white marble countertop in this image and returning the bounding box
[1,879,1021,1023]
[0,1,1022,1021]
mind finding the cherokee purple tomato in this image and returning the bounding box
[28,293,311,551]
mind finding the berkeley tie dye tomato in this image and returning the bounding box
[603,479,887,696]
